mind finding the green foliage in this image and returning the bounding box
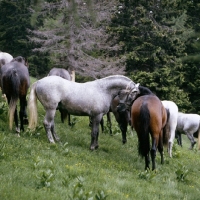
[108,0,200,111]
[175,163,189,182]
[138,169,157,181]
[36,169,55,188]
[0,0,32,57]
[0,101,8,116]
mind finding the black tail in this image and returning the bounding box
[138,104,150,157]
[163,108,170,146]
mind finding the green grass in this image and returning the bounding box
[0,79,200,200]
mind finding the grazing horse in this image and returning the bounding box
[48,67,73,125]
[117,86,169,170]
[162,100,178,157]
[1,56,30,133]
[110,87,140,143]
[28,75,140,150]
[176,112,200,150]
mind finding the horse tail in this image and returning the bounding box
[163,108,170,146]
[28,82,38,129]
[8,69,20,130]
[197,120,200,150]
[138,104,150,157]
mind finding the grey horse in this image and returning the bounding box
[28,75,140,150]
[176,112,200,149]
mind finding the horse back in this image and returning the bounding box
[1,61,30,97]
[177,113,200,132]
[48,68,71,81]
[131,95,166,132]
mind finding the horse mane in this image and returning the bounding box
[137,86,155,97]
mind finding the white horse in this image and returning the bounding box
[28,75,140,150]
[162,100,178,157]
[176,112,200,150]
[0,51,13,66]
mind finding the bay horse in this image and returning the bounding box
[176,112,200,150]
[1,56,30,133]
[162,100,178,157]
[48,67,73,125]
[117,86,169,170]
[28,75,140,150]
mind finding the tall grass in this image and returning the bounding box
[0,78,200,200]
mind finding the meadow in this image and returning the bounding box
[0,78,200,200]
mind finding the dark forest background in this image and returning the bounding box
[0,0,200,113]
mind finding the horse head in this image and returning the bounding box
[11,56,29,67]
[117,83,140,113]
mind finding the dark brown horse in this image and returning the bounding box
[100,85,140,144]
[48,67,73,125]
[1,56,30,133]
[117,86,169,170]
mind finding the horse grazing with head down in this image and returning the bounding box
[117,86,169,170]
[48,67,74,125]
[28,75,140,150]
[176,112,200,150]
[1,56,30,133]
[109,87,140,144]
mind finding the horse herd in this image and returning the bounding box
[0,51,200,170]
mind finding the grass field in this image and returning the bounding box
[0,79,200,200]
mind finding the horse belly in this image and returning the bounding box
[61,97,110,116]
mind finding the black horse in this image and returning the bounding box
[101,85,140,144]
[1,56,30,133]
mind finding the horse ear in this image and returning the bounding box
[135,83,140,87]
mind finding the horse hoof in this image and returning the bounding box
[23,118,29,125]
[90,144,99,150]
[122,140,127,144]
[16,127,20,133]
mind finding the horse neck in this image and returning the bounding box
[98,76,134,96]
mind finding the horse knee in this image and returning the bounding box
[150,148,156,159]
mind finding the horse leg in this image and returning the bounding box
[59,108,64,123]
[119,122,127,144]
[100,117,104,133]
[43,109,57,143]
[145,154,150,170]
[68,114,71,126]
[176,131,182,147]
[19,97,28,132]
[90,115,102,150]
[14,107,20,133]
[158,132,164,165]
[185,131,196,149]
[106,112,112,135]
[51,123,60,142]
[151,137,158,170]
